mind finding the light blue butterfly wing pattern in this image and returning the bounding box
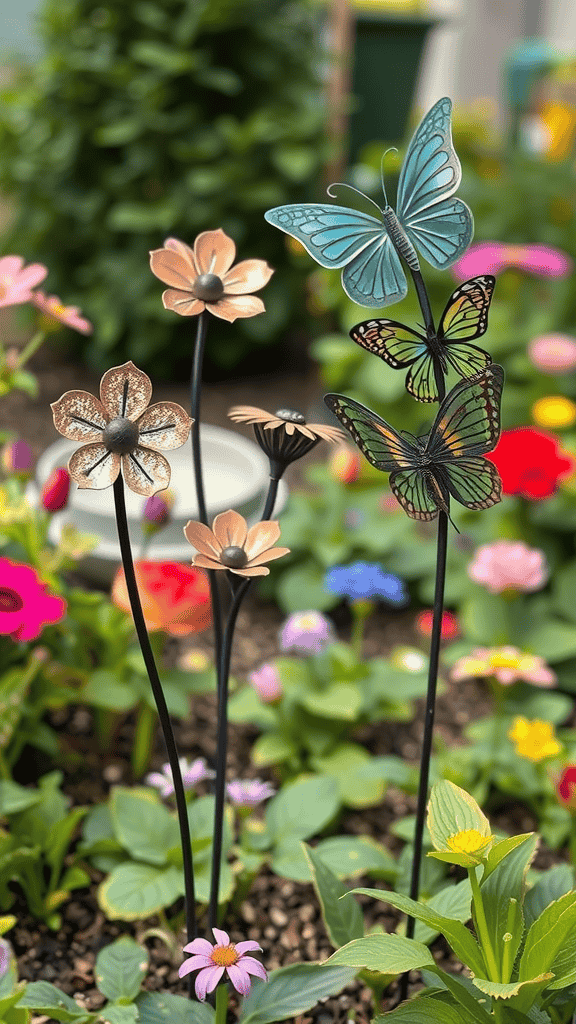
[343,233,407,307]
[397,97,473,270]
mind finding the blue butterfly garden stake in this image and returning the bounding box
[265,96,505,1000]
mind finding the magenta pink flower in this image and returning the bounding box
[145,757,215,798]
[279,610,334,654]
[451,646,556,687]
[467,540,548,594]
[528,334,576,375]
[248,663,283,703]
[0,558,66,641]
[227,779,276,808]
[452,242,572,281]
[0,256,47,308]
[179,928,267,1000]
[32,290,93,335]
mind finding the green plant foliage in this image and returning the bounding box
[0,0,326,375]
[240,963,356,1024]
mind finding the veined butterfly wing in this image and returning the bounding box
[438,275,494,378]
[349,319,427,367]
[388,468,446,520]
[342,233,407,307]
[442,457,502,510]
[323,394,418,473]
[427,363,504,462]
[397,97,473,270]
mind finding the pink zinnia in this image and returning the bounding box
[227,779,276,808]
[452,242,572,281]
[415,609,459,641]
[0,558,66,641]
[248,663,283,703]
[556,766,576,811]
[179,928,267,1000]
[467,540,548,594]
[528,334,576,375]
[0,256,47,308]
[32,290,93,335]
[450,646,556,687]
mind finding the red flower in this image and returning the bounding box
[486,428,574,499]
[112,560,212,637]
[416,609,459,641]
[41,467,71,511]
[556,765,576,811]
[0,558,66,641]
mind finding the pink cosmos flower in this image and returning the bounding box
[2,439,34,477]
[452,242,572,281]
[179,928,267,1000]
[227,779,276,808]
[467,540,548,594]
[0,558,66,641]
[32,290,93,335]
[145,757,215,798]
[279,610,335,654]
[0,256,47,308]
[528,334,576,375]
[450,646,556,687]
[248,663,283,703]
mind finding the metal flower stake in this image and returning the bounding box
[265,95,505,1002]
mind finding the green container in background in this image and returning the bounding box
[349,14,438,160]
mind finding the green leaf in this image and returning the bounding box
[523,864,574,929]
[519,891,576,982]
[19,981,97,1021]
[325,933,435,973]
[523,620,576,662]
[82,671,137,712]
[276,562,335,613]
[472,975,553,1009]
[311,744,385,808]
[266,776,339,844]
[227,688,277,730]
[303,843,364,948]
[423,967,494,1024]
[373,994,485,1024]
[301,683,363,721]
[483,834,536,882]
[98,863,184,920]
[251,732,298,767]
[110,788,179,865]
[101,1006,139,1024]
[427,781,491,853]
[348,888,485,977]
[0,780,41,815]
[241,963,356,1024]
[481,834,538,978]
[136,991,215,1024]
[414,879,472,944]
[314,835,396,880]
[95,936,149,1001]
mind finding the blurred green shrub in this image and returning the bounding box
[0,0,326,375]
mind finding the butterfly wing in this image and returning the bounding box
[323,393,417,472]
[436,274,493,379]
[389,469,443,520]
[396,97,473,270]
[427,363,504,463]
[342,232,408,307]
[442,457,502,510]
[349,319,439,402]
[264,204,385,268]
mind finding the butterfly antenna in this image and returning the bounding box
[380,148,398,208]
[327,182,383,217]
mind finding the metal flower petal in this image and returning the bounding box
[51,390,108,442]
[136,402,193,451]
[184,521,223,558]
[149,245,198,288]
[207,295,265,322]
[194,229,236,278]
[161,289,206,317]
[245,520,281,560]
[222,259,275,295]
[212,509,248,549]
[100,361,153,421]
[121,447,171,497]
[68,444,121,490]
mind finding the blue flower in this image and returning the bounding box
[325,561,408,605]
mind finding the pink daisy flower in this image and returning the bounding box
[452,242,572,281]
[32,290,93,335]
[0,558,66,641]
[179,928,267,1000]
[0,256,47,308]
[227,778,276,808]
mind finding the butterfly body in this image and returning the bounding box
[324,364,504,521]
[350,275,495,402]
[265,97,473,308]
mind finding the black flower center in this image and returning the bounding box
[193,273,224,302]
[102,416,140,454]
[0,587,23,613]
[275,409,306,424]
[220,545,248,568]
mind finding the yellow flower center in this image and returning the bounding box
[532,395,576,430]
[211,944,239,968]
[49,301,69,318]
[488,651,524,670]
[508,716,562,762]
[446,828,493,855]
[503,245,529,263]
[297,613,320,630]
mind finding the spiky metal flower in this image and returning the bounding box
[150,230,273,322]
[228,405,345,468]
[184,509,289,578]
[51,361,192,496]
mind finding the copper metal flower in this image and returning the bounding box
[228,405,345,466]
[149,229,274,322]
[51,361,192,496]
[184,509,289,578]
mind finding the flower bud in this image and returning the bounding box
[2,439,34,478]
[143,489,174,533]
[556,765,576,811]
[41,467,71,512]
[248,663,283,703]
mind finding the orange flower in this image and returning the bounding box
[149,230,273,322]
[184,509,289,578]
[112,560,212,636]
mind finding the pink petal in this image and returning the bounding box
[14,263,49,290]
[211,927,230,946]
[162,289,205,317]
[222,259,274,295]
[0,256,24,277]
[196,964,224,1001]
[183,938,214,956]
[235,940,262,955]
[194,230,236,277]
[207,294,265,322]
[227,963,252,997]
[179,954,213,973]
[100,360,152,421]
[238,956,268,979]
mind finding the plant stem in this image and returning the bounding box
[190,309,223,659]
[468,865,500,981]
[112,477,197,954]
[132,702,156,778]
[215,982,229,1024]
[500,898,517,983]
[16,330,45,369]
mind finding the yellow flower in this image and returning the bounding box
[508,716,562,762]
[532,396,576,430]
[446,828,494,858]
[0,487,31,525]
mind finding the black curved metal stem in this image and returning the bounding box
[261,474,281,521]
[409,267,435,336]
[113,477,197,948]
[190,309,223,658]
[208,575,252,928]
[399,508,449,1001]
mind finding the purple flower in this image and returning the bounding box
[179,927,267,1000]
[2,439,33,477]
[143,490,174,529]
[279,610,334,654]
[324,561,408,605]
[0,938,11,979]
[227,778,276,808]
[248,663,283,703]
[145,756,215,798]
